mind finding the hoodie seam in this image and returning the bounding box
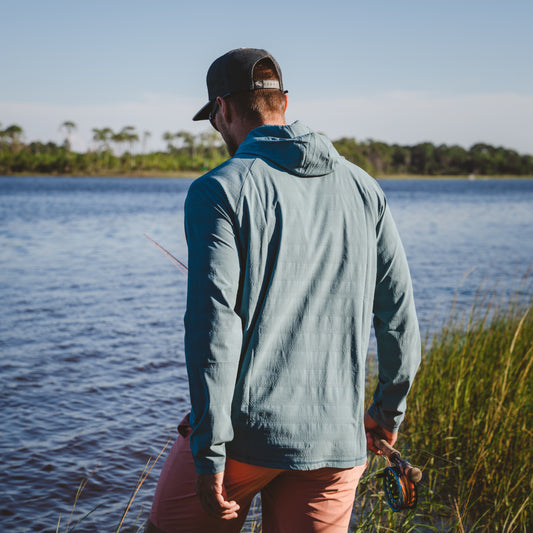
[234,158,259,221]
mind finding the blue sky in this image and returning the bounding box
[1,0,532,154]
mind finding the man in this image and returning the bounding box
[146,48,420,533]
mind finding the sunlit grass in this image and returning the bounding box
[403,291,532,532]
[350,288,532,532]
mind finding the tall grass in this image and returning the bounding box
[402,293,532,531]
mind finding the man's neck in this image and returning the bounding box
[234,114,286,147]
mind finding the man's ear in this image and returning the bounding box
[283,93,289,113]
[218,96,232,123]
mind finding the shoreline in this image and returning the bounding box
[2,172,533,180]
[0,170,203,179]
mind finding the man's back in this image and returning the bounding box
[184,122,420,473]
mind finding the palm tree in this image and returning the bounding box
[92,127,113,152]
[142,130,151,154]
[121,126,139,154]
[59,121,77,151]
[163,131,176,152]
[120,126,139,170]
[4,124,24,153]
[112,129,126,156]
[91,127,114,170]
[176,130,196,159]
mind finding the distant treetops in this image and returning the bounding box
[1,121,532,177]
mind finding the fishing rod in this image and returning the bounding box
[144,233,188,275]
[372,435,422,511]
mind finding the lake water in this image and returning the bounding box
[1,176,532,531]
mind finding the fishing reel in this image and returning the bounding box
[374,437,422,512]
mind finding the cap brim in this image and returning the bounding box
[192,101,212,121]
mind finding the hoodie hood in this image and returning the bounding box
[235,121,340,177]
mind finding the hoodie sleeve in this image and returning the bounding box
[184,178,243,474]
[368,199,421,433]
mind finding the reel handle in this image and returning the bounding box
[375,438,423,483]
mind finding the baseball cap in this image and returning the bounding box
[192,48,285,121]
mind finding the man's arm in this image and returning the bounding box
[184,179,243,475]
[368,200,421,435]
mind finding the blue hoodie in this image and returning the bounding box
[184,122,420,474]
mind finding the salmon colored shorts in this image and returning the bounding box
[148,415,366,533]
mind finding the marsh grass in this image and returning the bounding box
[59,291,532,532]
[401,292,533,532]
[346,288,532,532]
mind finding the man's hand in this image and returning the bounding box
[195,471,240,520]
[364,411,398,455]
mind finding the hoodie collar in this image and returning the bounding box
[235,121,339,177]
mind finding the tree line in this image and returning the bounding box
[1,121,532,177]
